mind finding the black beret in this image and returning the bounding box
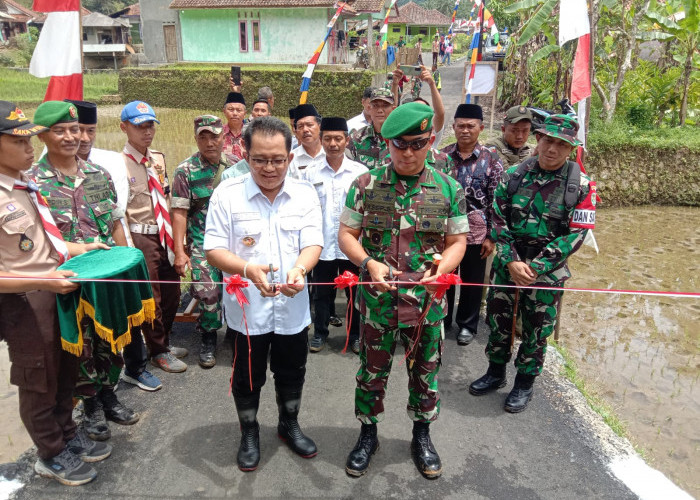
[293,104,320,123]
[320,117,348,132]
[64,99,97,124]
[225,92,246,106]
[454,103,483,120]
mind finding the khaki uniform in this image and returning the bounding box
[484,136,533,167]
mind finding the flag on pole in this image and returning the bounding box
[299,2,348,104]
[464,2,484,103]
[380,0,398,50]
[29,0,83,101]
[559,0,591,104]
[570,34,591,103]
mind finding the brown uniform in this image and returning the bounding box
[0,171,78,460]
[122,142,179,357]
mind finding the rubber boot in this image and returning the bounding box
[234,395,260,472]
[469,362,507,395]
[199,330,217,369]
[276,388,317,458]
[82,397,110,441]
[345,423,379,477]
[100,387,139,425]
[504,373,536,413]
[410,422,442,479]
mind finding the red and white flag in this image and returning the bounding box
[29,0,83,101]
[559,0,591,104]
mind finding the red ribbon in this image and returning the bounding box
[334,271,359,354]
[224,275,253,393]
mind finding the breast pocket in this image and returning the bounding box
[313,182,326,209]
[361,212,391,253]
[279,214,302,253]
[233,220,263,258]
[90,200,113,236]
[415,214,447,252]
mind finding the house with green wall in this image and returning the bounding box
[168,0,360,64]
[387,1,450,45]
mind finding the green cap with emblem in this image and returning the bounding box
[33,100,78,128]
[536,114,581,146]
[504,105,533,124]
[381,101,433,139]
[194,115,223,135]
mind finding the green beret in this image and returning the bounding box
[381,102,433,139]
[33,101,78,128]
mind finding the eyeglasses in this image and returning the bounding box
[390,137,430,151]
[249,157,287,168]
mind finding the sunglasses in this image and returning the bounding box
[390,137,431,151]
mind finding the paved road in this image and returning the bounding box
[6,312,636,499]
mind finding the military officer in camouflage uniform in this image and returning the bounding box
[339,103,468,479]
[469,115,592,413]
[30,101,139,442]
[346,88,395,170]
[171,116,230,368]
[485,105,534,167]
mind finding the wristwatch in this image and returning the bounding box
[360,256,374,273]
[293,264,308,277]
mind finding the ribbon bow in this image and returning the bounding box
[433,273,462,300]
[224,274,252,393]
[334,271,359,354]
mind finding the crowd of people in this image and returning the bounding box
[0,64,592,486]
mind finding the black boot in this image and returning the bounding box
[199,330,217,369]
[83,397,110,441]
[345,423,379,477]
[410,422,442,479]
[276,388,317,458]
[100,388,139,425]
[234,395,260,471]
[504,373,536,413]
[469,362,507,395]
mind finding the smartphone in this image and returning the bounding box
[400,65,422,75]
[230,65,241,86]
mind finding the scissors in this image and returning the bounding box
[269,263,277,293]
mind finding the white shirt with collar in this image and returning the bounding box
[347,112,370,133]
[204,174,324,335]
[302,156,367,261]
[287,144,325,180]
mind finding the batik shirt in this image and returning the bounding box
[222,124,244,164]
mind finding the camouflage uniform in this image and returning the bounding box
[346,124,391,171]
[340,163,469,423]
[486,160,591,375]
[171,152,230,336]
[484,136,533,167]
[29,156,124,398]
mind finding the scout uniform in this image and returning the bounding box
[171,115,230,368]
[0,101,109,486]
[346,88,394,171]
[222,92,246,164]
[120,101,184,374]
[470,115,592,413]
[30,100,139,441]
[485,105,534,167]
[341,103,469,479]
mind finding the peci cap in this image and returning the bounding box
[64,100,97,125]
[293,104,320,125]
[288,107,296,120]
[320,117,348,132]
[535,114,581,146]
[121,101,160,125]
[454,103,483,120]
[224,92,246,106]
[0,101,47,136]
[369,88,394,104]
[504,105,533,124]
[381,101,433,139]
[34,101,79,128]
[194,115,223,135]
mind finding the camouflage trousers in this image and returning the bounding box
[355,314,442,424]
[190,246,222,334]
[485,268,563,376]
[75,321,124,398]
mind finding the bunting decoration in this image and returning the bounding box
[448,0,460,35]
[299,2,349,104]
[464,0,484,103]
[380,0,398,50]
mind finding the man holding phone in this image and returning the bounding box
[346,88,395,170]
[222,92,246,164]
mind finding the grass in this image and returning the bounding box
[0,68,119,105]
[588,115,700,151]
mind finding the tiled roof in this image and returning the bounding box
[111,2,140,17]
[352,0,386,13]
[389,1,450,26]
[170,0,342,8]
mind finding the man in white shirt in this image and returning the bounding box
[288,104,325,179]
[346,87,374,133]
[205,117,324,473]
[303,117,366,355]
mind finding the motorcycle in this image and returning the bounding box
[354,45,369,69]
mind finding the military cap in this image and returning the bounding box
[536,114,581,146]
[381,101,433,139]
[121,101,160,125]
[369,88,394,104]
[65,99,97,125]
[194,115,223,135]
[0,101,47,136]
[33,100,78,128]
[454,103,483,120]
[225,92,246,106]
[504,105,533,124]
[320,117,348,132]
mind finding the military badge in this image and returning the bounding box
[69,106,77,119]
[7,107,26,121]
[518,106,527,114]
[19,233,34,252]
[420,118,428,131]
[242,236,256,247]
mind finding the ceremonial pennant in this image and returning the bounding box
[464,1,484,103]
[299,2,348,104]
[380,0,398,50]
[448,0,461,35]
